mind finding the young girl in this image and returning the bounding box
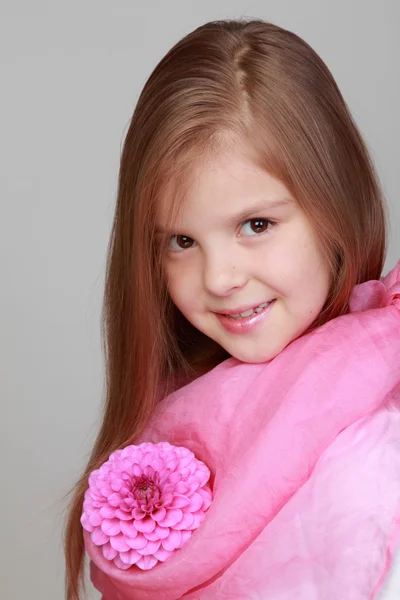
[64,18,400,599]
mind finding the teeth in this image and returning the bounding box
[227,301,271,319]
[240,309,254,318]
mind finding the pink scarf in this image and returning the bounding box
[85,261,400,599]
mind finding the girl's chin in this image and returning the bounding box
[223,345,280,364]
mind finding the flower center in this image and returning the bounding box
[133,475,159,504]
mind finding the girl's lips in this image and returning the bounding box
[218,300,272,316]
[215,300,276,334]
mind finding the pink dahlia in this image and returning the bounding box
[81,441,213,571]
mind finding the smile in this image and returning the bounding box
[215,300,276,335]
[225,301,271,319]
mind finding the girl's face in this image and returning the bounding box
[157,150,331,363]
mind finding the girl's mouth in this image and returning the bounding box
[215,300,276,334]
[225,301,271,319]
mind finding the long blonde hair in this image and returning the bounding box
[63,18,387,599]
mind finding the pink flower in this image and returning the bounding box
[81,441,213,571]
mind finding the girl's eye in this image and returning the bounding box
[168,235,197,251]
[240,218,274,236]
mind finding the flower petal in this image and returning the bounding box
[109,533,130,552]
[187,492,203,512]
[134,517,156,533]
[119,549,141,565]
[196,474,210,490]
[154,525,170,540]
[143,529,160,542]
[179,452,195,467]
[157,467,172,485]
[151,507,167,522]
[107,493,122,507]
[137,540,161,556]
[80,513,94,533]
[115,508,134,520]
[126,533,147,550]
[187,479,201,495]
[113,555,132,570]
[120,520,138,538]
[101,518,121,536]
[168,471,182,484]
[88,509,102,527]
[162,533,181,552]
[153,547,174,562]
[170,495,190,509]
[149,458,164,471]
[167,529,182,550]
[102,542,118,560]
[136,555,158,570]
[91,527,109,546]
[198,487,213,510]
[173,510,194,530]
[110,479,127,493]
[180,530,192,546]
[157,509,183,528]
[99,505,116,519]
[143,463,155,477]
[186,511,205,530]
[132,463,143,476]
[164,458,178,471]
[174,482,190,495]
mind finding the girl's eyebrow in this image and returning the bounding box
[227,196,293,226]
[155,196,293,234]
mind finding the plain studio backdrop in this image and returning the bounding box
[1,1,399,599]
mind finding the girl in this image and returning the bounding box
[64,18,400,599]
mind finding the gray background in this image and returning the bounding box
[1,1,399,599]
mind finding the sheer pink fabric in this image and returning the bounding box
[85,261,400,599]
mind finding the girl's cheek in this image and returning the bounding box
[166,263,194,295]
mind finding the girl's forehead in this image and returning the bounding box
[157,151,292,225]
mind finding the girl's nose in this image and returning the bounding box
[202,253,248,296]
